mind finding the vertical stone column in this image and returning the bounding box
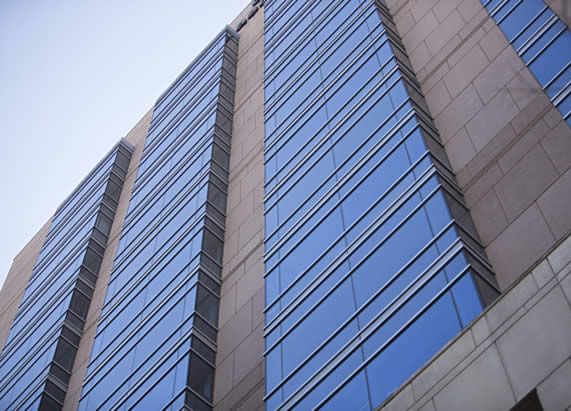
[214,5,265,411]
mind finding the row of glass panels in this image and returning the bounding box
[262,0,499,409]
[0,141,133,410]
[78,28,238,411]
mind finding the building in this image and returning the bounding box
[0,0,570,409]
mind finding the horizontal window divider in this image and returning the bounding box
[519,16,561,60]
[105,223,205,316]
[153,28,237,113]
[115,176,211,266]
[265,27,390,152]
[267,239,467,405]
[266,107,414,241]
[128,142,213,219]
[94,331,196,409]
[39,191,112,266]
[149,78,231,148]
[23,237,93,307]
[265,0,350,62]
[144,89,221,159]
[307,262,474,410]
[136,116,217,187]
[264,166,438,319]
[265,219,457,352]
[264,174,444,338]
[264,111,419,260]
[0,320,66,393]
[13,252,92,336]
[101,221,207,322]
[154,30,229,108]
[7,280,80,351]
[554,85,571,113]
[545,62,571,92]
[264,66,402,203]
[456,235,499,287]
[50,141,130,225]
[84,275,203,389]
[512,5,550,47]
[265,2,377,110]
[489,0,514,18]
[8,369,54,410]
[122,171,210,253]
[138,103,220,184]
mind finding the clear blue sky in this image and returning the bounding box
[0,0,251,288]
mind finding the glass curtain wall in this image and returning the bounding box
[0,140,133,410]
[78,28,238,411]
[263,0,499,409]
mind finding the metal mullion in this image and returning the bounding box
[264,167,437,326]
[265,218,457,356]
[308,262,472,410]
[83,273,201,391]
[104,205,208,313]
[517,14,559,57]
[265,173,443,339]
[269,239,466,406]
[264,64,401,204]
[264,14,391,152]
[264,109,417,262]
[266,0,372,106]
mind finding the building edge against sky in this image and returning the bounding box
[0,0,570,410]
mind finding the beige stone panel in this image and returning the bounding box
[494,145,558,222]
[0,219,51,353]
[537,359,571,411]
[465,89,519,152]
[469,189,509,246]
[537,167,571,240]
[497,286,571,400]
[433,345,515,411]
[214,4,265,411]
[63,109,152,411]
[541,120,571,174]
[486,204,555,289]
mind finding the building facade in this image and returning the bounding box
[0,0,570,410]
